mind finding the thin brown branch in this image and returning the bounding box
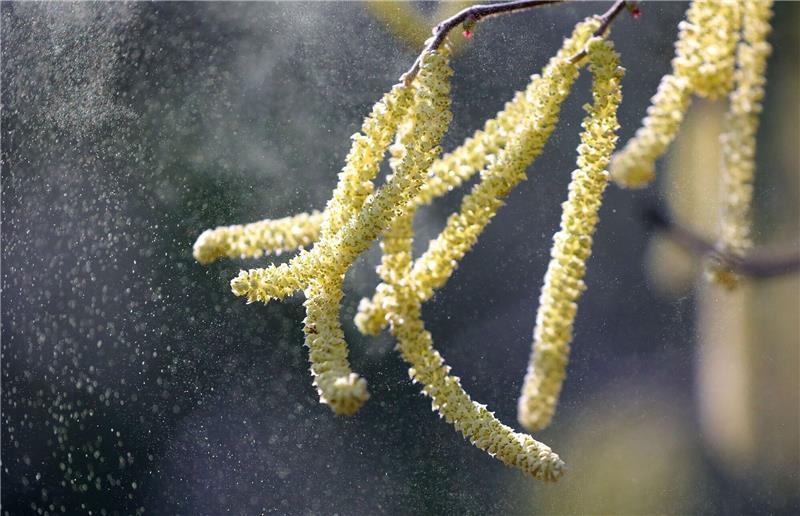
[568,0,628,64]
[400,0,633,85]
[643,205,800,279]
[401,0,563,85]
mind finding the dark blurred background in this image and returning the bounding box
[2,2,797,514]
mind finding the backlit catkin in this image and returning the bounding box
[381,205,565,481]
[355,18,602,336]
[193,210,324,265]
[518,38,624,432]
[610,0,741,189]
[230,48,452,415]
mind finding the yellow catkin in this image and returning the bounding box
[377,197,564,480]
[680,0,741,100]
[375,114,417,293]
[194,24,581,267]
[610,0,741,189]
[192,210,324,265]
[193,85,411,266]
[319,84,414,240]
[414,58,580,207]
[302,275,370,415]
[518,38,624,432]
[707,0,773,288]
[390,290,566,481]
[355,18,601,337]
[229,48,453,415]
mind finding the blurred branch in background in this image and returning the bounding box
[642,204,800,278]
[646,86,799,502]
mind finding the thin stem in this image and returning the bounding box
[643,205,800,279]
[401,0,563,85]
[568,0,628,63]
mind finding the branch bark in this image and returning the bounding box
[401,0,563,85]
[569,0,628,63]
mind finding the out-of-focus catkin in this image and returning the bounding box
[610,0,741,189]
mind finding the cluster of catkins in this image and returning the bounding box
[194,0,772,481]
[611,0,773,287]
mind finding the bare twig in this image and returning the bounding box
[568,0,628,64]
[642,205,800,279]
[401,0,563,85]
[400,0,634,85]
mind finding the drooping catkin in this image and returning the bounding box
[610,0,741,189]
[230,48,453,415]
[389,288,566,481]
[319,84,415,240]
[381,202,565,482]
[518,38,624,432]
[355,18,602,336]
[707,0,773,288]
